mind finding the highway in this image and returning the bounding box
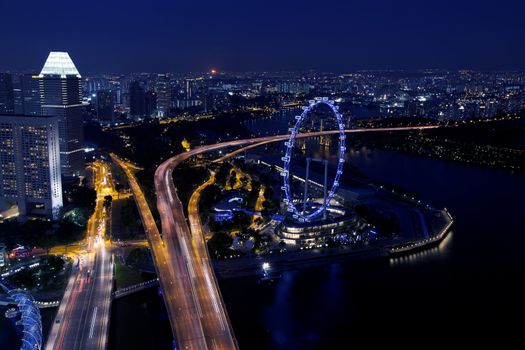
[113,126,437,350]
[112,154,212,349]
[188,172,216,243]
[46,162,116,350]
[152,125,438,350]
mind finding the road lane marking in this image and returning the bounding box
[89,306,98,339]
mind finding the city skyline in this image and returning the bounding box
[1,0,525,73]
[1,2,524,349]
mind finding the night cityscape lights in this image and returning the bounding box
[1,1,525,349]
[282,98,346,222]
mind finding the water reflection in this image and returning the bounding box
[389,231,454,267]
[243,108,297,136]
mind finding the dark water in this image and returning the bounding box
[0,306,20,350]
[220,148,525,349]
[0,304,55,349]
[243,109,294,137]
[109,287,173,350]
[243,104,381,137]
[108,110,525,349]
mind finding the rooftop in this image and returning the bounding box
[39,52,81,78]
[0,114,58,122]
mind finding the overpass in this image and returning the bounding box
[112,278,159,300]
[116,125,438,350]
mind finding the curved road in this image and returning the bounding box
[153,125,438,349]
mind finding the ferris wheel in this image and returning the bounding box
[281,97,346,222]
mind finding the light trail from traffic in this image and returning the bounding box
[153,125,438,350]
[46,161,116,350]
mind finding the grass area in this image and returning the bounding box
[114,257,144,289]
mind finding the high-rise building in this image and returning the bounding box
[39,52,85,178]
[156,74,171,118]
[0,73,15,114]
[12,75,24,115]
[96,90,115,124]
[13,74,42,115]
[129,81,145,118]
[185,78,194,100]
[145,90,157,117]
[0,114,63,220]
[19,74,42,115]
[85,77,110,96]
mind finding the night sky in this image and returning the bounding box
[1,0,524,73]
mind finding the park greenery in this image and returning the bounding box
[7,255,70,293]
[125,248,153,269]
[0,218,85,251]
[201,160,284,257]
[114,248,155,289]
[119,199,143,237]
[0,181,97,250]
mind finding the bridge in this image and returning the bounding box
[116,125,438,350]
[112,278,159,300]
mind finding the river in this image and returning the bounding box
[107,110,525,349]
[219,145,525,349]
[220,111,525,348]
[108,145,525,349]
[0,306,20,350]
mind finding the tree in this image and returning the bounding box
[215,163,233,187]
[232,211,251,230]
[263,187,274,201]
[68,186,97,211]
[229,171,237,189]
[251,180,261,191]
[207,232,233,256]
[201,184,221,209]
[103,195,112,209]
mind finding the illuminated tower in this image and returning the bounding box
[39,52,85,178]
[0,114,63,220]
[156,74,171,118]
[185,78,194,100]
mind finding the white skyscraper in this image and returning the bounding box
[39,52,85,177]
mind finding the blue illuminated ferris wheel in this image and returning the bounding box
[281,97,346,222]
